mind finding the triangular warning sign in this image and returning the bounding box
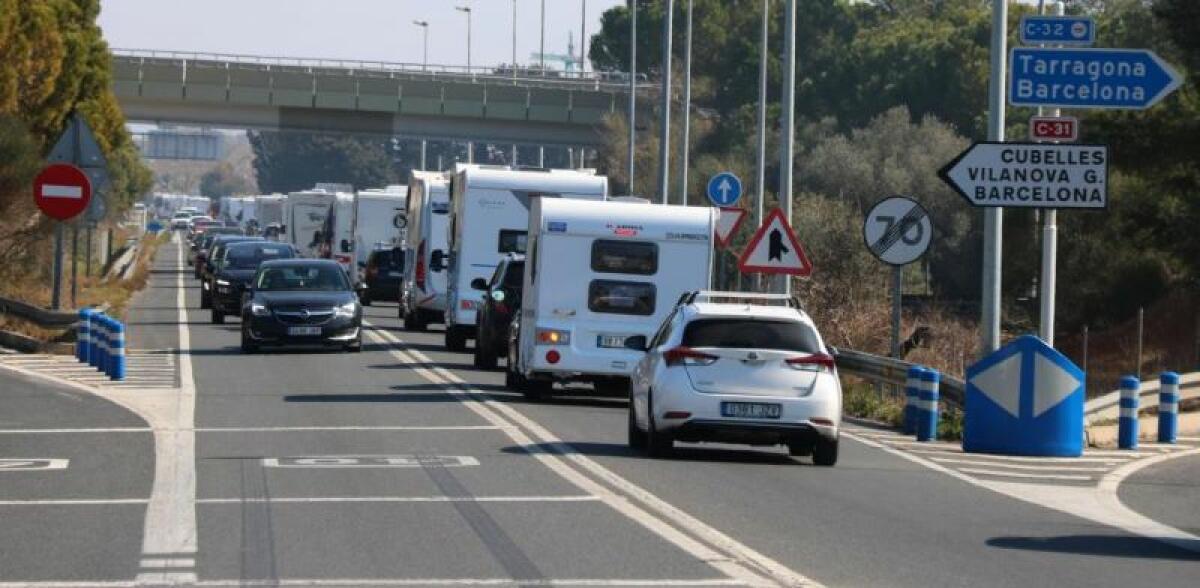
[714,207,746,248]
[737,208,813,276]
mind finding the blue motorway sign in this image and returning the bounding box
[1010,47,1183,110]
[706,172,743,207]
[963,335,1085,457]
[1019,15,1095,46]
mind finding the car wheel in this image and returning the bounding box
[211,308,225,324]
[627,395,647,450]
[240,325,258,353]
[475,325,497,370]
[200,290,211,309]
[787,440,813,457]
[523,378,552,401]
[645,393,674,458]
[812,437,839,466]
[445,326,468,352]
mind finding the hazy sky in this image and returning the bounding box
[99,0,624,70]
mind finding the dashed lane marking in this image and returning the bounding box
[0,496,600,506]
[0,425,503,434]
[956,467,1094,481]
[926,457,1112,472]
[0,579,748,587]
[262,455,479,468]
[0,459,69,471]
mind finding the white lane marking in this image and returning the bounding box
[197,425,505,433]
[0,581,746,588]
[0,428,152,434]
[928,457,1111,472]
[137,558,194,568]
[1081,449,1153,457]
[843,432,1200,553]
[0,458,69,471]
[1178,436,1200,442]
[367,325,816,588]
[196,495,601,504]
[1136,442,1194,449]
[262,455,479,468]
[0,498,148,506]
[956,468,1093,481]
[909,449,1128,464]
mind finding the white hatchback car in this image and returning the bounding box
[625,291,842,465]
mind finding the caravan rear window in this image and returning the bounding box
[498,230,527,254]
[588,280,656,316]
[591,240,658,275]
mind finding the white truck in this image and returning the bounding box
[441,166,608,351]
[321,192,357,272]
[352,187,409,282]
[508,198,716,398]
[400,171,451,331]
[255,194,287,238]
[283,190,339,257]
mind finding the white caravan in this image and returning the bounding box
[400,171,451,330]
[283,190,338,257]
[510,198,716,398]
[352,187,409,282]
[441,166,608,351]
[322,192,357,272]
[255,194,287,237]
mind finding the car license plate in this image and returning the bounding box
[596,334,627,348]
[287,326,322,336]
[721,402,782,419]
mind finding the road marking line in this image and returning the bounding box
[1081,449,1153,457]
[0,458,69,471]
[366,324,816,588]
[137,557,194,568]
[262,455,480,468]
[0,428,152,434]
[0,498,149,505]
[194,579,747,587]
[956,467,1093,481]
[906,449,1128,464]
[1135,442,1194,449]
[927,457,1111,472]
[195,495,601,504]
[1177,436,1200,442]
[196,425,505,433]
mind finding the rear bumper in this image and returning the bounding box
[245,317,360,345]
[670,419,835,445]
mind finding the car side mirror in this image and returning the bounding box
[430,250,446,272]
[470,277,488,291]
[623,335,648,352]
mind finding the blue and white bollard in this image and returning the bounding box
[108,320,126,381]
[1119,375,1140,450]
[916,369,941,442]
[88,313,104,369]
[77,308,91,363]
[1158,372,1179,444]
[904,366,924,435]
[96,316,111,375]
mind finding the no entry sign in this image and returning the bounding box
[34,164,92,221]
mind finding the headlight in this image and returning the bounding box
[216,279,231,286]
[334,301,358,318]
[250,302,270,317]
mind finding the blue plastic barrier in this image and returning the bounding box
[108,320,126,381]
[77,308,91,363]
[1118,375,1140,450]
[89,313,105,369]
[1158,372,1179,444]
[904,366,924,435]
[916,369,941,442]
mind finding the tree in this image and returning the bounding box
[199,161,256,198]
[249,132,400,193]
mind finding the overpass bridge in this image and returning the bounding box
[111,49,653,149]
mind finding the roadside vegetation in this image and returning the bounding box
[0,0,154,343]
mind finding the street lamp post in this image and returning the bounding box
[540,0,547,71]
[512,0,518,77]
[627,0,637,193]
[412,20,429,71]
[455,5,472,71]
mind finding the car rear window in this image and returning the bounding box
[502,261,524,288]
[226,245,294,269]
[591,240,657,275]
[681,319,821,353]
[370,249,404,270]
[498,230,527,254]
[588,280,655,316]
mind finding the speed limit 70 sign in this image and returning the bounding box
[863,196,931,267]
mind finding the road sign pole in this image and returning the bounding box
[51,224,64,310]
[755,0,769,292]
[627,0,637,193]
[679,0,693,206]
[891,266,902,359]
[71,223,79,308]
[657,0,674,205]
[1038,1,1064,346]
[981,0,1008,354]
[779,0,797,295]
[85,224,93,277]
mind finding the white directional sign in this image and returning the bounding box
[938,142,1108,209]
[863,197,931,266]
[737,208,812,276]
[714,207,746,249]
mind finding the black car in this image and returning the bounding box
[200,235,263,308]
[240,259,363,353]
[471,253,524,369]
[360,247,404,305]
[209,241,297,323]
[193,227,243,278]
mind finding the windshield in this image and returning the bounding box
[224,245,293,269]
[682,318,822,353]
[255,265,350,291]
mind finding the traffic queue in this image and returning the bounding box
[173,164,842,465]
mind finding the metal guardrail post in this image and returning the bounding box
[916,370,940,442]
[1119,375,1140,450]
[1158,372,1179,443]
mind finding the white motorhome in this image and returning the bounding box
[322,192,356,273]
[441,166,608,351]
[510,198,716,398]
[255,194,286,237]
[352,187,408,282]
[283,190,338,257]
[400,171,451,330]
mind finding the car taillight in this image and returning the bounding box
[785,353,836,373]
[460,300,477,310]
[495,302,509,314]
[663,346,717,367]
[536,328,571,345]
[415,241,426,288]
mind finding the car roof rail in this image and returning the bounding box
[682,290,803,310]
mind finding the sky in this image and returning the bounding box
[98,0,625,70]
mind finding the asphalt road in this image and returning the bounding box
[1,237,1196,587]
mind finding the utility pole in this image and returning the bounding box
[656,0,674,205]
[420,139,427,171]
[512,0,518,77]
[755,0,769,291]
[627,0,637,193]
[679,0,693,206]
[455,5,473,71]
[982,0,1008,353]
[540,0,547,71]
[1038,0,1065,346]
[413,20,429,71]
[778,0,796,295]
[580,0,587,74]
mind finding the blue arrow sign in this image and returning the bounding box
[1019,15,1095,46]
[1010,47,1183,110]
[706,172,743,207]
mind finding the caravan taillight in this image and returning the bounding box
[415,241,427,289]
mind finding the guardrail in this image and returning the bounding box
[1085,371,1200,423]
[0,295,84,328]
[833,347,966,407]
